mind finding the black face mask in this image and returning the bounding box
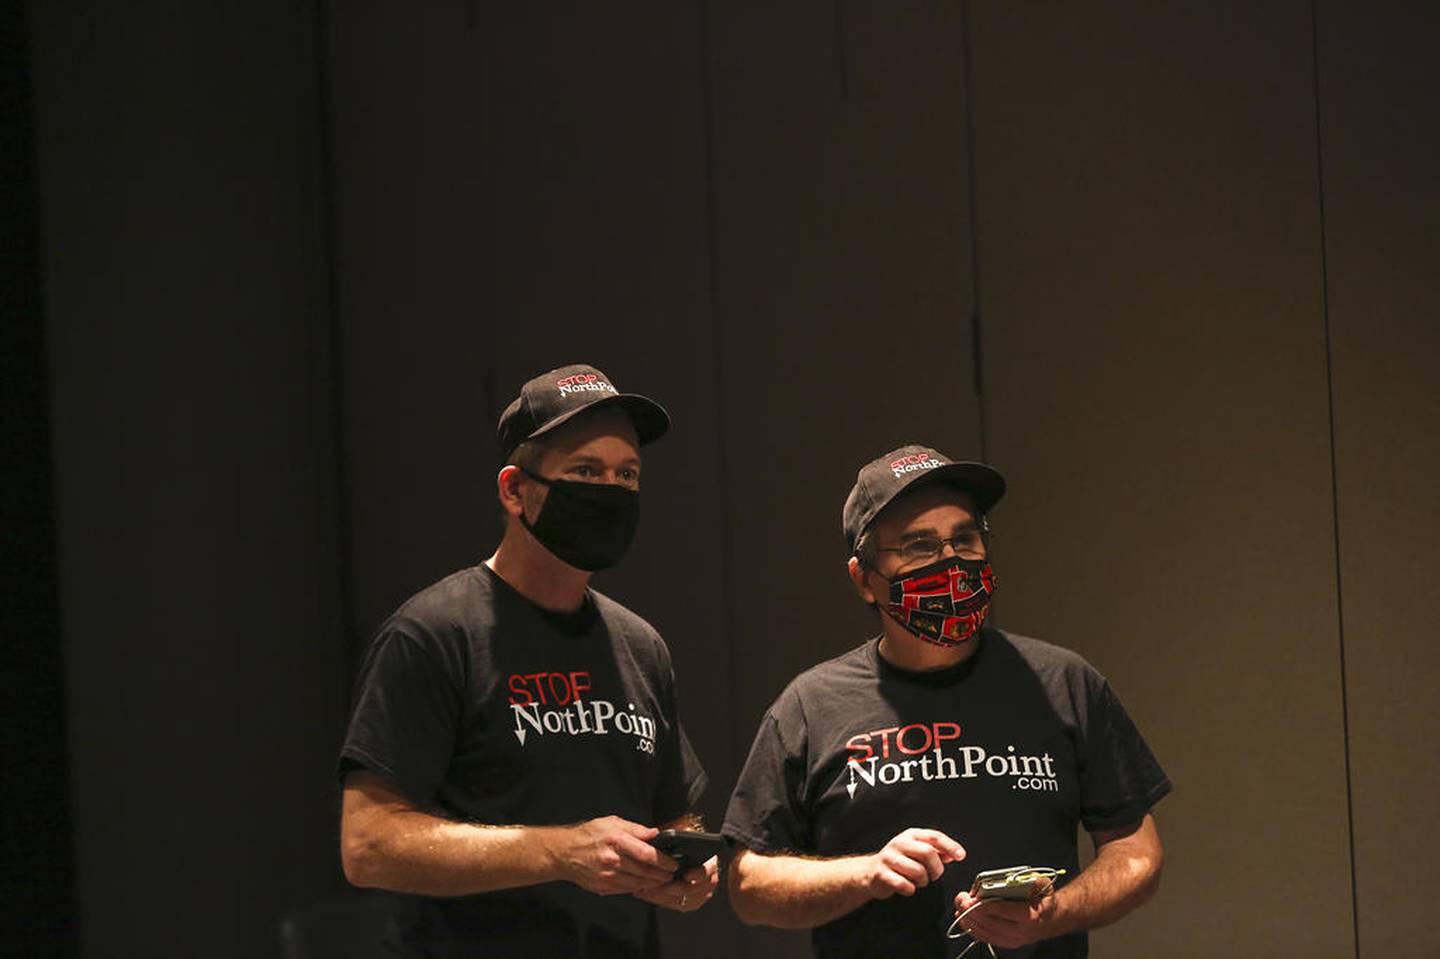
[518,468,640,572]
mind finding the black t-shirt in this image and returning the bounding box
[339,564,707,958]
[722,628,1170,959]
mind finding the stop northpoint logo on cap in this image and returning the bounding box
[555,373,618,397]
[890,452,943,478]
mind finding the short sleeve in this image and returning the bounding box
[722,692,811,854]
[1078,679,1172,832]
[652,653,708,822]
[337,623,464,806]
[654,720,708,824]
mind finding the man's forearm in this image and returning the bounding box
[343,805,564,897]
[1048,815,1164,937]
[342,772,681,898]
[728,850,873,930]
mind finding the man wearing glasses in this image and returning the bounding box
[723,445,1169,958]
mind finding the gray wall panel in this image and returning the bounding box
[707,0,984,731]
[31,2,347,955]
[1318,2,1440,955]
[969,4,1350,955]
[325,1,498,638]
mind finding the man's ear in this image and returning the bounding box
[497,465,526,519]
[847,556,877,604]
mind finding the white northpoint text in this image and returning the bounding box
[511,698,657,751]
[846,743,1059,798]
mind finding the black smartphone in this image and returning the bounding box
[650,830,728,874]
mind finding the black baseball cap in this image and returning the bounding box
[842,444,1006,553]
[497,363,670,461]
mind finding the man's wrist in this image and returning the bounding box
[1042,884,1079,938]
[844,853,878,899]
[527,823,565,884]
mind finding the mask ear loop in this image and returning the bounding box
[516,465,556,492]
[512,468,546,537]
[854,553,879,599]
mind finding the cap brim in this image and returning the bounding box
[901,461,1007,516]
[526,393,671,448]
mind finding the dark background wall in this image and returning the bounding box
[11,2,1437,957]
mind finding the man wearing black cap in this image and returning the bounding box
[338,364,714,957]
[723,445,1169,958]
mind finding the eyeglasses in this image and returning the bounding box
[872,527,988,566]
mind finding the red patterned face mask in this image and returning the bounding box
[883,556,997,647]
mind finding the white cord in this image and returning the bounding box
[947,900,997,959]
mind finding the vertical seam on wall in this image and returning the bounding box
[5,0,80,946]
[1309,3,1360,956]
[696,0,740,788]
[301,0,360,703]
[959,0,989,463]
[463,2,498,552]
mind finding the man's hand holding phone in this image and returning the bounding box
[633,830,726,912]
[951,866,1066,952]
